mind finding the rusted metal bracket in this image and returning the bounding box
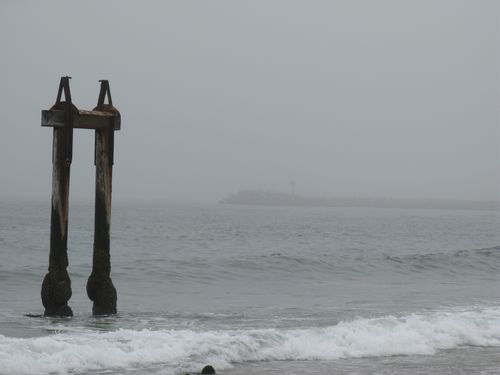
[97,79,113,107]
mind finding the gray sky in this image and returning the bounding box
[1,0,499,202]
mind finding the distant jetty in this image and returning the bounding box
[221,190,500,211]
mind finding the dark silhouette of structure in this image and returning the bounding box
[41,77,121,316]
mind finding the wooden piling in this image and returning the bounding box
[86,81,118,315]
[41,77,74,317]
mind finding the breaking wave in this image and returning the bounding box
[1,306,500,375]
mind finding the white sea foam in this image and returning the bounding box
[1,307,500,375]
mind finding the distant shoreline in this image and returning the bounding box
[221,190,500,211]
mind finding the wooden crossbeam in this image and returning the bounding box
[41,109,121,130]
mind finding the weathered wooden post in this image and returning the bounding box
[41,77,121,316]
[41,76,75,317]
[86,81,119,315]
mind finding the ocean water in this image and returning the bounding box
[1,200,500,374]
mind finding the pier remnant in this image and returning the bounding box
[41,77,121,316]
[86,81,119,315]
[41,77,75,317]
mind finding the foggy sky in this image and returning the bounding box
[1,1,499,202]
